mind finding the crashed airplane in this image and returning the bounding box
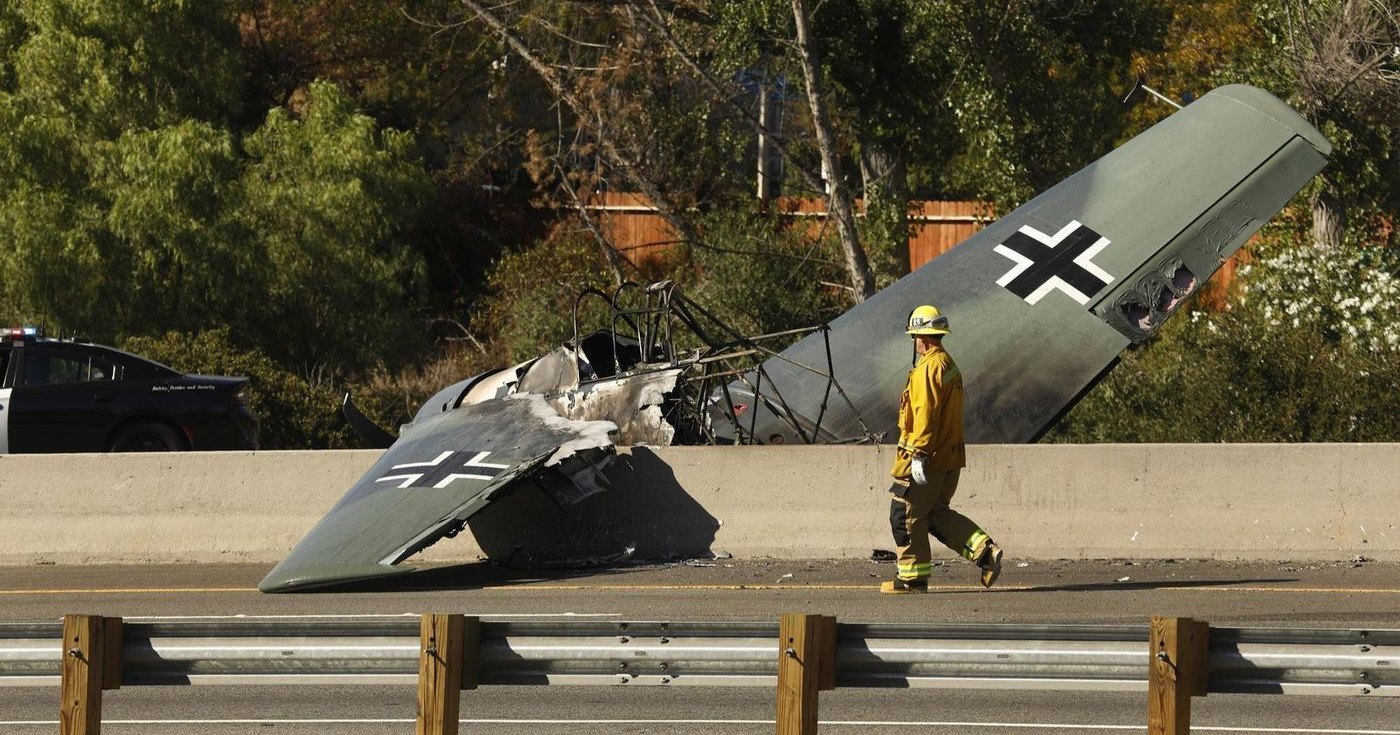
[260,84,1331,592]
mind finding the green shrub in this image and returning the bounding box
[686,206,849,340]
[348,343,504,435]
[481,230,620,362]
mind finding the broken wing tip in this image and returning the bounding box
[257,560,417,593]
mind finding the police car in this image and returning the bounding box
[0,327,258,453]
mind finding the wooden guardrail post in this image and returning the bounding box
[1148,616,1210,735]
[776,613,837,735]
[60,614,121,735]
[416,613,480,735]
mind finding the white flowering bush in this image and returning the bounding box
[1052,235,1400,442]
[1238,243,1400,353]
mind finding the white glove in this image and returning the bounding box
[911,457,927,486]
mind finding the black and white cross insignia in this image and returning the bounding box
[374,450,510,490]
[993,220,1114,305]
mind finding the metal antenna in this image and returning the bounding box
[1122,77,1183,110]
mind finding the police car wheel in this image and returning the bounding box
[109,422,187,452]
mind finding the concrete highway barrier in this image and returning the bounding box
[0,444,1395,567]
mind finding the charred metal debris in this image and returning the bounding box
[347,280,875,453]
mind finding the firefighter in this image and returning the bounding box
[881,305,1004,594]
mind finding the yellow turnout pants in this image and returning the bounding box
[888,469,991,581]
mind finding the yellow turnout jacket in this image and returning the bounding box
[890,343,966,481]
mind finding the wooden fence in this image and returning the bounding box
[569,192,1241,301]
[575,192,991,271]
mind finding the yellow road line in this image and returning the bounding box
[1159,586,1400,594]
[510,584,1400,594]
[0,587,254,595]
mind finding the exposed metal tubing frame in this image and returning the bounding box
[2,621,1394,695]
[670,298,875,444]
[697,323,875,443]
[654,288,816,444]
[665,291,856,443]
[569,280,873,445]
[570,287,644,377]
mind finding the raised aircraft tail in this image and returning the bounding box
[719,84,1331,445]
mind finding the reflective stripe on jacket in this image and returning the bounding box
[890,344,966,481]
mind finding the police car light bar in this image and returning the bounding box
[6,326,40,339]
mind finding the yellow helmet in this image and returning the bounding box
[906,304,951,336]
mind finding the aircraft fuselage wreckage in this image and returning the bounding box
[260,85,1330,592]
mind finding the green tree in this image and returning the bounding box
[0,0,244,335]
[234,80,433,371]
[92,121,245,333]
[709,0,1169,267]
[1129,0,1399,250]
[229,0,542,303]
[1255,0,1399,250]
[480,200,846,366]
[685,204,848,337]
[935,0,1171,206]
[0,2,432,373]
[481,229,622,362]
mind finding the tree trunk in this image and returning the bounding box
[1311,188,1346,249]
[790,0,874,303]
[859,142,910,280]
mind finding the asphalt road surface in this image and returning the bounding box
[2,558,1398,733]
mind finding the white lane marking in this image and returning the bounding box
[0,720,1396,733]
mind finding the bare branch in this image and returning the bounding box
[429,317,489,354]
[525,13,614,49]
[1286,0,1400,118]
[556,163,630,287]
[633,0,874,300]
[460,0,702,246]
[634,0,828,196]
[564,0,716,26]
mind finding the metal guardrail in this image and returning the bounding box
[3,619,1395,695]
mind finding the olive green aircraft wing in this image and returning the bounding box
[718,84,1331,445]
[258,393,615,592]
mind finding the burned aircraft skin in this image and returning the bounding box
[260,84,1331,593]
[262,283,858,591]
